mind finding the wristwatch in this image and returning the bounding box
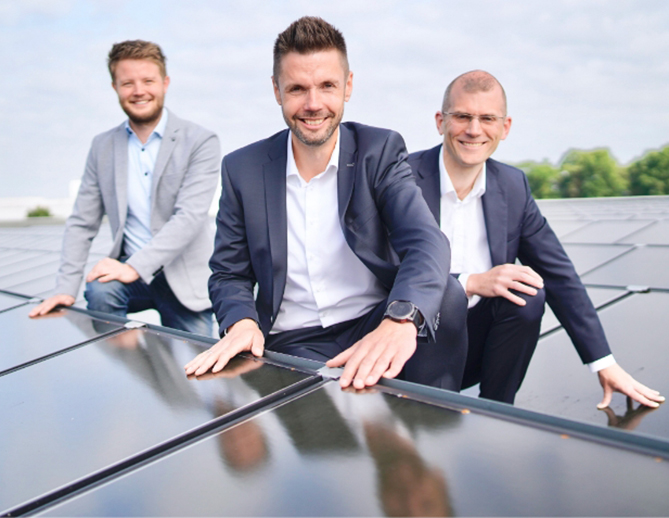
[383,300,424,331]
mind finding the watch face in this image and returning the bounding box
[389,301,414,319]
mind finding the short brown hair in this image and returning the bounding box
[273,16,348,80]
[442,70,507,115]
[107,40,167,81]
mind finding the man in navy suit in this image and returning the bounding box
[185,17,468,390]
[409,70,663,407]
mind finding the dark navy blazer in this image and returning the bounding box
[408,145,611,364]
[209,123,451,341]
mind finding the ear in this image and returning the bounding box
[435,111,445,136]
[501,115,512,140]
[163,75,171,92]
[112,80,118,93]
[272,76,282,105]
[344,70,353,102]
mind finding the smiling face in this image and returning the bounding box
[272,49,352,148]
[436,81,511,175]
[112,59,169,126]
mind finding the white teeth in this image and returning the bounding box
[303,119,324,126]
[461,142,484,147]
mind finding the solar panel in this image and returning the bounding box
[518,291,669,439]
[0,317,315,513]
[581,245,669,289]
[1,199,669,516]
[41,383,669,517]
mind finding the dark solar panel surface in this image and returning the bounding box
[43,385,669,517]
[1,199,669,516]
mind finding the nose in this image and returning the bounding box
[304,88,323,112]
[465,116,483,135]
[131,81,146,97]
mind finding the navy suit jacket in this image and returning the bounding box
[408,145,611,364]
[209,123,451,341]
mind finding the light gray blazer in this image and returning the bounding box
[55,109,221,312]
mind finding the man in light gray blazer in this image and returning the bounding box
[30,40,220,335]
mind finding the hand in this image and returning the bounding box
[86,258,140,284]
[467,264,543,306]
[326,318,417,389]
[28,294,76,318]
[184,319,264,376]
[187,355,263,380]
[597,363,665,409]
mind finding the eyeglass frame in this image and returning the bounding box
[441,111,507,125]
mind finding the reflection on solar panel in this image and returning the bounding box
[1,198,669,516]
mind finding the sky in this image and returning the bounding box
[1,0,668,198]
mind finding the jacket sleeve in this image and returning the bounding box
[516,173,612,363]
[373,131,452,341]
[208,157,260,337]
[55,140,106,298]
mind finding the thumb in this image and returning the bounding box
[597,384,613,409]
[250,335,264,357]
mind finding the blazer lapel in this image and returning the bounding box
[414,145,442,223]
[337,124,357,225]
[151,112,179,214]
[481,160,507,266]
[113,125,129,235]
[264,132,289,317]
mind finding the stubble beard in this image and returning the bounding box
[285,110,341,147]
[122,98,164,126]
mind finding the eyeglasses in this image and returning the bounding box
[442,112,506,126]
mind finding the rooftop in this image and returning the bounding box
[1,196,668,516]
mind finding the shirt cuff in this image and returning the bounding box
[457,273,481,309]
[587,354,616,373]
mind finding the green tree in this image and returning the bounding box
[558,149,626,198]
[27,206,52,218]
[628,145,669,195]
[517,160,561,199]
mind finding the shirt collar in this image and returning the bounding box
[124,108,169,139]
[286,128,340,181]
[438,144,487,200]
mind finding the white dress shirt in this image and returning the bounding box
[270,131,386,333]
[437,145,614,373]
[438,146,491,310]
[123,108,168,256]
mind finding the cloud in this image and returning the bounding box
[1,0,669,196]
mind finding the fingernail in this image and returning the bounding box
[366,376,375,385]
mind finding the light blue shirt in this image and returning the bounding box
[123,109,168,257]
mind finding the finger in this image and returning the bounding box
[338,341,369,388]
[625,388,659,409]
[518,272,544,289]
[501,289,527,306]
[633,382,665,402]
[211,348,238,373]
[326,346,355,368]
[97,272,119,283]
[382,345,414,380]
[184,350,213,374]
[597,385,613,409]
[350,341,390,389]
[362,350,394,387]
[29,302,51,317]
[510,281,539,297]
[519,265,543,282]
